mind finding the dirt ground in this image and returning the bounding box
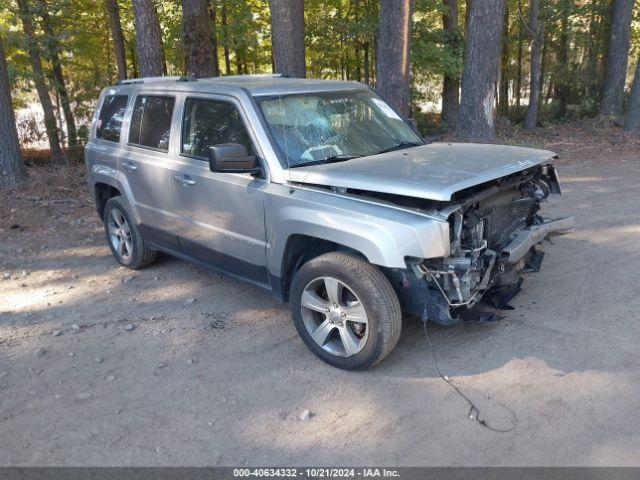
[1,121,640,466]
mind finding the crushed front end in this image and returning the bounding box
[395,164,574,325]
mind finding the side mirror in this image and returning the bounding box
[208,143,261,175]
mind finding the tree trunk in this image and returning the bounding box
[363,41,370,84]
[524,0,542,130]
[441,0,460,129]
[538,28,548,113]
[209,1,220,76]
[497,3,509,117]
[16,0,64,165]
[104,0,127,80]
[221,3,231,75]
[456,0,505,142]
[132,0,165,77]
[515,0,523,108]
[583,0,600,98]
[0,35,26,188]
[269,0,306,78]
[554,14,569,119]
[36,0,78,147]
[182,0,216,77]
[376,0,413,116]
[599,0,633,120]
[624,58,640,130]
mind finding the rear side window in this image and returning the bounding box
[128,95,175,151]
[181,98,254,159]
[96,95,128,142]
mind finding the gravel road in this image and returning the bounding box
[1,135,639,466]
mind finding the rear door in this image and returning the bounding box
[169,94,268,286]
[120,93,179,247]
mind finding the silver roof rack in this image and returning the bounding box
[117,73,286,85]
[215,73,286,79]
[116,75,196,85]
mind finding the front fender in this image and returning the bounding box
[265,185,450,276]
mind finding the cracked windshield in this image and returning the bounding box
[256,90,423,167]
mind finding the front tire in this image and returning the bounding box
[290,252,402,370]
[103,196,156,269]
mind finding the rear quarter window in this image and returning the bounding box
[128,95,175,151]
[96,95,128,143]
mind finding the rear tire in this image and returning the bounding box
[103,196,156,269]
[290,251,402,370]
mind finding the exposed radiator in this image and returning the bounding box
[483,199,537,249]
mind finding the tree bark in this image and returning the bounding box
[456,0,505,142]
[104,0,128,80]
[624,58,640,130]
[209,1,220,76]
[554,13,570,119]
[36,0,78,147]
[538,28,548,113]
[515,0,523,108]
[599,0,633,120]
[269,0,306,78]
[0,35,26,188]
[363,41,370,84]
[524,0,542,130]
[497,3,509,117]
[221,3,231,75]
[132,0,165,77]
[16,0,64,165]
[182,0,216,77]
[376,0,413,116]
[441,0,460,129]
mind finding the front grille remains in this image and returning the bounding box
[483,199,537,249]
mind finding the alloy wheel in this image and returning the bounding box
[300,276,369,357]
[107,208,133,262]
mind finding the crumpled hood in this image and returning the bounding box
[285,142,557,201]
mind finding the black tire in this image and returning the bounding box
[103,196,156,269]
[290,251,402,370]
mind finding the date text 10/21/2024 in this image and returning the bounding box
[232,468,401,478]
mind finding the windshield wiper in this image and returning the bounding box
[375,141,423,155]
[290,154,363,168]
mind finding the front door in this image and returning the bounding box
[170,95,268,286]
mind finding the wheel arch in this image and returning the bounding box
[275,234,368,302]
[94,182,122,219]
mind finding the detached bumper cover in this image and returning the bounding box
[501,216,575,263]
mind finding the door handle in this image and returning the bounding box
[174,174,196,186]
[122,161,137,172]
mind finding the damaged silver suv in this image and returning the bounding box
[86,75,574,370]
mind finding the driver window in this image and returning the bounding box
[181,98,254,159]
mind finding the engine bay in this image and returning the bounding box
[387,164,574,325]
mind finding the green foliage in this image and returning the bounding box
[1,0,639,144]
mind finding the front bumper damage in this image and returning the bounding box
[385,162,574,326]
[501,216,574,264]
[412,214,574,325]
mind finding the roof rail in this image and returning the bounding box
[116,73,285,86]
[116,76,187,85]
[214,73,286,79]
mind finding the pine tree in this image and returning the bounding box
[269,0,306,78]
[0,34,26,188]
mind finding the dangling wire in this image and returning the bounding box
[423,321,518,433]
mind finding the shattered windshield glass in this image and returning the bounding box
[256,90,423,167]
